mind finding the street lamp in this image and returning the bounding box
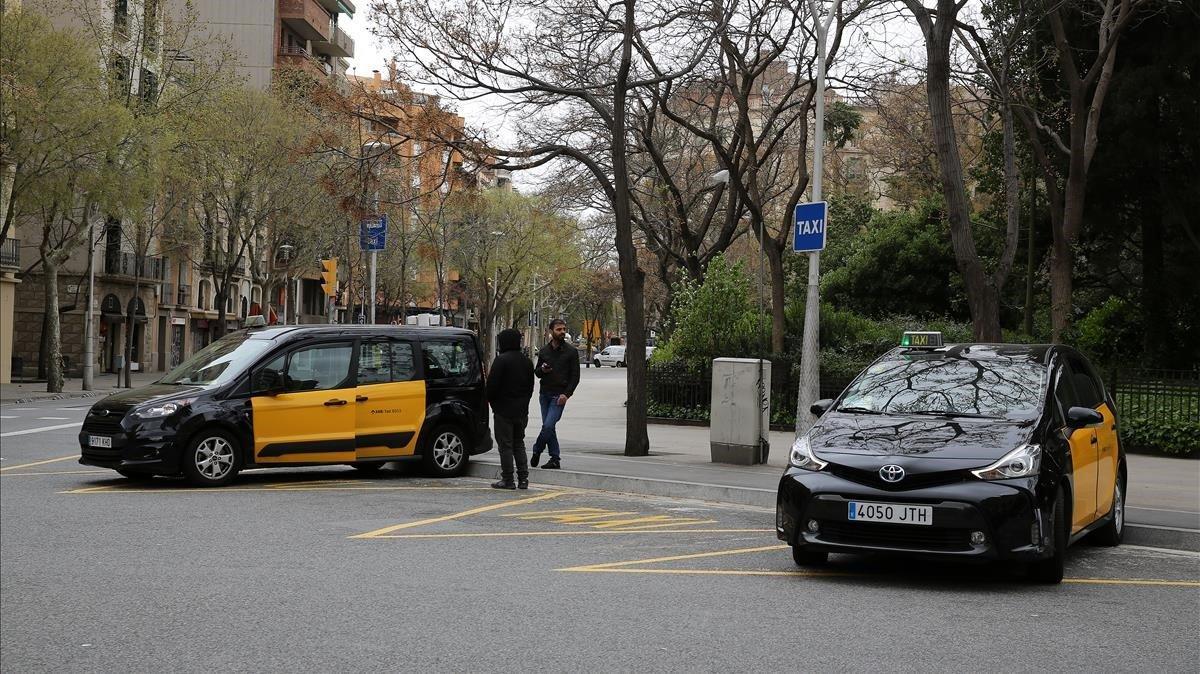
[277,244,294,325]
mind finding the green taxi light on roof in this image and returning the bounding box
[901,331,943,348]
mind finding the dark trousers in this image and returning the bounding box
[493,412,529,483]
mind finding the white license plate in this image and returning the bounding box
[88,435,112,449]
[847,501,932,526]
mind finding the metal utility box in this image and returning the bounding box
[710,358,771,465]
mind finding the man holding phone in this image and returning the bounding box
[530,318,580,469]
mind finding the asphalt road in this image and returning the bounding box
[2,407,1198,672]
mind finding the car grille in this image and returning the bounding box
[828,464,966,491]
[819,520,972,552]
[81,447,122,464]
[82,413,126,436]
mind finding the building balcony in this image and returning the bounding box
[313,23,354,58]
[278,46,331,79]
[279,0,332,42]
[104,251,166,280]
[176,285,192,307]
[0,238,19,270]
[159,282,175,306]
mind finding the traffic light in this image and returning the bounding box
[320,258,338,297]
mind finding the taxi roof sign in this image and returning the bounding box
[901,331,944,348]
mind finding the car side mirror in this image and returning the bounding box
[810,399,834,417]
[1065,406,1103,429]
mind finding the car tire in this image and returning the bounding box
[616,361,625,368]
[1028,486,1066,584]
[116,469,154,482]
[351,461,387,474]
[421,425,470,478]
[1091,471,1125,547]
[593,360,602,368]
[181,428,240,487]
[791,545,827,567]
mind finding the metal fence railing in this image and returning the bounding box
[1107,368,1200,426]
[647,361,854,426]
[648,362,1200,429]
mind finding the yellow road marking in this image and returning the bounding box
[501,507,714,530]
[1063,578,1200,587]
[369,528,772,539]
[350,490,572,538]
[0,455,78,472]
[0,470,108,477]
[561,544,789,571]
[589,515,709,529]
[62,485,496,494]
[565,568,1200,587]
[607,519,719,531]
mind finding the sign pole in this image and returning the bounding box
[796,0,840,436]
[369,250,377,324]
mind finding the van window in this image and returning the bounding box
[359,341,417,384]
[285,343,353,391]
[422,340,477,382]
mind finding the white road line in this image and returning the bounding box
[0,422,81,437]
[0,415,17,419]
[37,417,69,420]
[1126,523,1200,533]
[1120,544,1200,558]
[1128,506,1200,515]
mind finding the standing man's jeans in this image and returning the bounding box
[531,393,565,460]
[494,413,529,483]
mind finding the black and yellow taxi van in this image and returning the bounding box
[777,332,1126,584]
[79,325,491,486]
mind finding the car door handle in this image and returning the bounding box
[1090,436,1098,445]
[324,399,348,407]
[356,395,369,403]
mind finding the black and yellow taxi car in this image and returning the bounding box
[776,332,1125,583]
[79,325,491,486]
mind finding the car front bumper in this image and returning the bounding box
[78,423,183,475]
[776,467,1049,561]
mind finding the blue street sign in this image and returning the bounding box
[793,201,828,253]
[359,214,388,251]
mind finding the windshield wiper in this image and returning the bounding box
[907,410,1001,419]
[836,406,883,415]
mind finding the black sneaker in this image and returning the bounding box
[530,452,541,468]
[517,480,529,490]
[543,459,561,470]
[491,479,516,490]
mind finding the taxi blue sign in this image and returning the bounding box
[793,201,827,252]
[360,214,388,251]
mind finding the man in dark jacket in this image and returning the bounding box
[487,328,535,489]
[530,318,580,470]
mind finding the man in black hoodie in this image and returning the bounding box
[487,328,535,489]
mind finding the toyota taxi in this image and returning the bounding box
[776,332,1126,583]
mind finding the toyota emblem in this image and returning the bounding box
[879,465,905,483]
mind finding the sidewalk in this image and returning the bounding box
[0,371,161,405]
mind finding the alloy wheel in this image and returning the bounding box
[433,432,464,470]
[195,436,235,480]
[1114,476,1124,534]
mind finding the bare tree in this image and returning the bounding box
[372,0,716,455]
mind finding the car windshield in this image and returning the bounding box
[157,333,272,387]
[837,354,1047,420]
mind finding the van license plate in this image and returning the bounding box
[88,435,112,448]
[847,501,932,526]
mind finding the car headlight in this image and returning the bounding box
[789,436,828,471]
[135,399,193,419]
[971,443,1041,480]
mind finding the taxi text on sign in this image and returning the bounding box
[793,201,828,253]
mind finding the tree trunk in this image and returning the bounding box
[124,272,140,388]
[764,241,786,354]
[920,1,1003,341]
[44,260,64,393]
[613,0,649,457]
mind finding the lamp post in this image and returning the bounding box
[795,0,842,435]
[487,230,504,363]
[277,244,294,325]
[82,223,99,390]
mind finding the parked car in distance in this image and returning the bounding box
[593,345,626,367]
